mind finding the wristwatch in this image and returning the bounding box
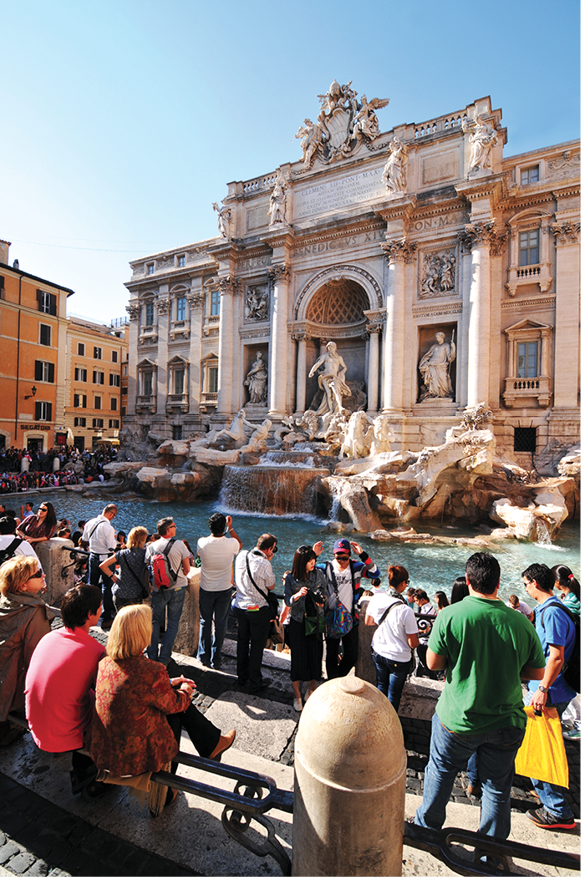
[538,685,548,693]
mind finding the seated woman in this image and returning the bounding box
[16,502,57,547]
[283,546,327,712]
[0,556,55,746]
[91,605,235,809]
[364,565,419,712]
[99,526,149,610]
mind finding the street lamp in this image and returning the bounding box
[24,386,37,400]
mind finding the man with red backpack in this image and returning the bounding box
[146,517,191,668]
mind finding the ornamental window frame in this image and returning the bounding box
[200,353,219,409]
[502,319,552,409]
[136,358,157,411]
[506,209,552,296]
[166,355,189,412]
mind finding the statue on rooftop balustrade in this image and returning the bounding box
[463,114,497,173]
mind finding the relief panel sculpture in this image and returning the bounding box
[419,250,457,298]
[245,285,269,322]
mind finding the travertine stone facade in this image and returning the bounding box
[124,90,580,466]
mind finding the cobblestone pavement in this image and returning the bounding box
[1,624,578,876]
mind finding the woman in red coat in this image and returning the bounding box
[91,605,235,806]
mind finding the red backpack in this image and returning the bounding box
[149,538,178,590]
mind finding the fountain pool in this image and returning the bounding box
[29,490,579,605]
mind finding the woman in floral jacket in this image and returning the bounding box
[91,605,235,790]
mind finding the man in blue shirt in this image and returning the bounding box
[523,563,576,830]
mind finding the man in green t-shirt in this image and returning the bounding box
[415,552,545,844]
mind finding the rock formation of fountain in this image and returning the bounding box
[108,408,579,544]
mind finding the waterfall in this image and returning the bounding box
[535,518,552,546]
[220,464,330,517]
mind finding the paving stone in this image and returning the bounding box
[4,852,35,874]
[0,813,30,838]
[66,824,93,848]
[0,843,21,865]
[43,839,72,866]
[78,829,110,857]
[0,831,5,845]
[23,860,49,877]
[59,848,94,875]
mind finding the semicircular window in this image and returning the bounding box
[306,280,369,325]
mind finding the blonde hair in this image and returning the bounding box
[127,526,148,549]
[0,556,41,596]
[107,604,152,660]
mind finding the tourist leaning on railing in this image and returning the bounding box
[99,526,149,611]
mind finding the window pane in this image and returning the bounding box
[174,368,184,395]
[176,298,186,321]
[209,367,218,393]
[211,291,220,316]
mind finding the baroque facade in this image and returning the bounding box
[124,89,580,465]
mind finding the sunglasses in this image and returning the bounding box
[29,572,45,579]
[334,553,350,559]
[39,507,47,512]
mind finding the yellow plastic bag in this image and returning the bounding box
[514,706,569,788]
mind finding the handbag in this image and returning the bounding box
[304,590,326,637]
[514,706,569,788]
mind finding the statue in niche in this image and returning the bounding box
[244,352,268,405]
[353,95,390,141]
[212,201,231,238]
[382,137,408,193]
[267,171,287,226]
[245,286,268,321]
[419,331,456,402]
[463,114,497,173]
[308,341,351,415]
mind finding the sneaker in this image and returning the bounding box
[293,698,303,712]
[526,806,576,830]
[563,728,581,741]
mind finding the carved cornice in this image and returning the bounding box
[381,238,417,264]
[126,304,140,321]
[412,302,462,317]
[457,221,506,255]
[551,221,581,245]
[268,264,291,283]
[501,295,556,310]
[156,298,171,315]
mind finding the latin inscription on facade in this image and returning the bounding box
[294,228,384,258]
[413,210,466,232]
[421,150,459,186]
[294,168,384,219]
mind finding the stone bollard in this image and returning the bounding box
[36,538,75,604]
[173,567,200,658]
[355,596,376,685]
[293,676,406,876]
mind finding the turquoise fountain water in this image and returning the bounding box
[27,491,579,604]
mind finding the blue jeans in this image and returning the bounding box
[416,712,525,839]
[197,588,231,668]
[372,649,412,712]
[89,553,114,622]
[147,587,186,666]
[525,695,574,820]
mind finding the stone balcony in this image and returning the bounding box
[503,374,551,408]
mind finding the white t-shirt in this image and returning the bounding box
[367,593,419,662]
[506,599,533,617]
[331,561,355,614]
[197,535,240,592]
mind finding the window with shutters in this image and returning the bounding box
[35,360,55,383]
[110,397,118,411]
[74,367,87,382]
[94,396,102,410]
[74,417,86,427]
[111,350,118,363]
[74,394,87,408]
[94,347,102,360]
[109,419,120,428]
[35,401,52,421]
[109,373,120,386]
[93,370,104,384]
[92,418,104,428]
[77,342,85,356]
[39,324,51,346]
[37,290,57,316]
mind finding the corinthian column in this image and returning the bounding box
[217,276,239,417]
[293,332,308,414]
[380,239,416,410]
[458,222,500,408]
[268,264,291,417]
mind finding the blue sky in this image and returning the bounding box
[2,0,579,322]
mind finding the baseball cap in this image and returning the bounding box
[333,538,351,555]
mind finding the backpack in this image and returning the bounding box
[0,537,23,567]
[539,601,580,694]
[149,538,178,590]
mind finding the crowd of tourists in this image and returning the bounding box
[0,498,578,842]
[0,445,118,494]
